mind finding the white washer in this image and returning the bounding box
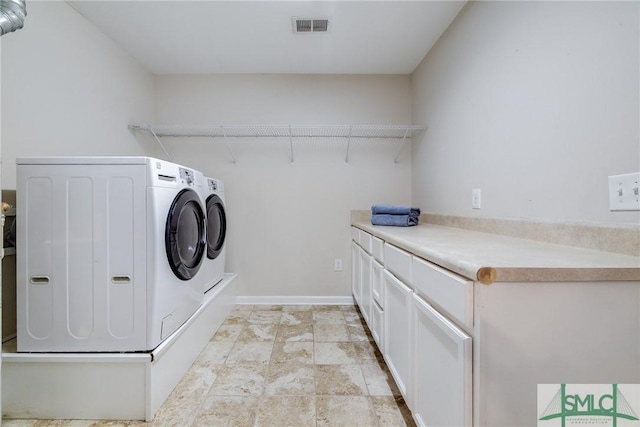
[16,156,206,352]
[200,177,227,293]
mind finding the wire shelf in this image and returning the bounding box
[130,124,425,139]
[129,124,427,163]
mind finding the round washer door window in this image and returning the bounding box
[206,194,227,260]
[165,189,206,280]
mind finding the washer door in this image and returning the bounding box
[165,189,206,280]
[206,194,227,260]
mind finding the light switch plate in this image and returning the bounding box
[472,189,481,209]
[608,172,640,211]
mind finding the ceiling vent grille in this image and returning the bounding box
[292,17,329,34]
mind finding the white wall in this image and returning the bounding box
[412,1,640,225]
[153,74,412,298]
[0,3,413,300]
[1,1,157,189]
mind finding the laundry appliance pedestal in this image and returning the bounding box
[2,273,236,421]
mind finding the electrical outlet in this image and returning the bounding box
[608,172,640,211]
[472,189,481,209]
[334,258,343,271]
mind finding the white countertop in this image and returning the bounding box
[351,219,640,284]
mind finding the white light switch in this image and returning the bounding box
[608,172,640,211]
[472,189,481,209]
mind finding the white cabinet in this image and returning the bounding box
[359,247,372,324]
[370,297,384,348]
[351,223,640,427]
[350,226,359,242]
[382,269,413,402]
[383,243,412,284]
[352,228,375,326]
[372,236,384,263]
[370,260,384,348]
[354,235,472,422]
[412,293,472,427]
[351,241,361,305]
[371,259,384,308]
[411,256,473,426]
[359,229,373,254]
[356,238,472,423]
[412,256,473,329]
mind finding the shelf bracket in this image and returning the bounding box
[220,127,237,164]
[345,126,352,163]
[149,127,173,162]
[288,125,294,163]
[393,128,410,164]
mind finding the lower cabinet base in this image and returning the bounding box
[2,274,237,421]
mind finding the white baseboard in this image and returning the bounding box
[235,295,355,306]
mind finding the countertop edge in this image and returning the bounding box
[351,220,640,284]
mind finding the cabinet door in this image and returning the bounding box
[371,259,384,308]
[351,242,361,305]
[383,270,413,401]
[370,299,383,349]
[359,248,371,325]
[412,294,472,427]
[370,260,384,348]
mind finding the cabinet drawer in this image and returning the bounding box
[412,257,473,329]
[372,237,384,263]
[351,226,359,242]
[383,243,412,284]
[359,230,373,254]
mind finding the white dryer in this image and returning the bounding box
[200,177,227,293]
[16,157,206,352]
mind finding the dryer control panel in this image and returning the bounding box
[179,168,196,186]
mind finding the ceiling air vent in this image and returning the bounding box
[292,17,329,34]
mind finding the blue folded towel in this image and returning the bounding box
[371,214,418,227]
[371,205,421,216]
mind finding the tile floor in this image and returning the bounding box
[3,305,415,427]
